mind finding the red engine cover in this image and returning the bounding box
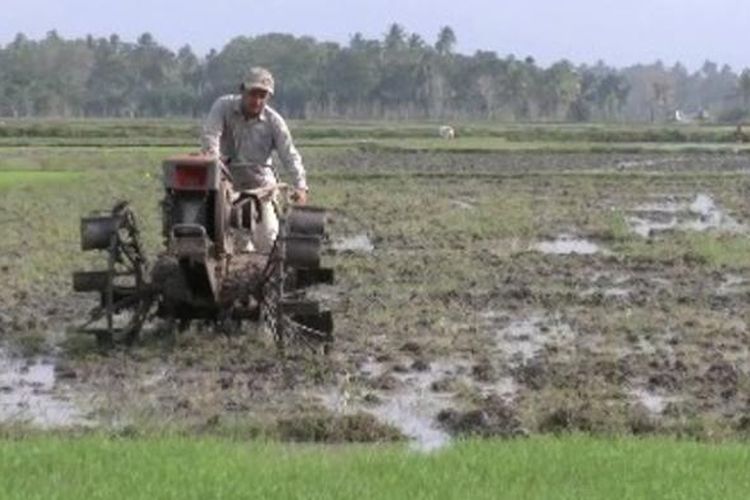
[174,165,208,188]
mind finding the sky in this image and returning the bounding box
[1,0,748,71]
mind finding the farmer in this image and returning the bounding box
[200,67,308,252]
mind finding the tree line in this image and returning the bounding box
[1,25,749,123]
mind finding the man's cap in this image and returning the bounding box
[243,67,275,95]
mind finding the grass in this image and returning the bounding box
[611,231,750,268]
[1,435,750,499]
[0,170,81,189]
[681,232,750,267]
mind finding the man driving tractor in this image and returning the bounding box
[201,67,308,253]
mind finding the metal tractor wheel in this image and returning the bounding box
[260,206,334,353]
[73,202,155,345]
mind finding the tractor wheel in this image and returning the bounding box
[75,203,154,345]
[259,215,334,354]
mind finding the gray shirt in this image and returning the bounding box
[201,95,307,190]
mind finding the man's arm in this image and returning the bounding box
[200,98,226,158]
[271,114,307,193]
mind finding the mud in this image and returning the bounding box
[4,150,750,445]
[437,395,526,438]
[487,312,577,367]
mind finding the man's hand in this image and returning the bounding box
[291,188,308,205]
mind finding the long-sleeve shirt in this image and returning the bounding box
[200,95,307,190]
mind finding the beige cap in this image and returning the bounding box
[243,67,275,95]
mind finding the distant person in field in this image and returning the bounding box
[200,67,308,252]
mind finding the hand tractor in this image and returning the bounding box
[72,154,334,351]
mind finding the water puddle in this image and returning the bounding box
[632,200,685,214]
[627,216,678,238]
[581,273,632,299]
[484,312,577,366]
[617,159,659,170]
[476,376,517,400]
[449,199,476,210]
[331,234,374,253]
[604,287,630,298]
[365,368,454,452]
[305,284,342,305]
[717,274,747,295]
[627,193,745,237]
[616,158,684,170]
[685,194,744,232]
[322,358,469,452]
[628,387,678,415]
[534,235,601,255]
[0,349,88,427]
[582,287,631,299]
[634,336,658,355]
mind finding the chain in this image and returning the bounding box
[260,266,330,352]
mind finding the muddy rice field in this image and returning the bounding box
[2,144,750,450]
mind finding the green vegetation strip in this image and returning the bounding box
[0,170,81,188]
[4,137,750,154]
[2,119,748,144]
[1,436,750,499]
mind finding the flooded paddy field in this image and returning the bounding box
[2,141,750,447]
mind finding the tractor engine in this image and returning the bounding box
[160,155,233,305]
